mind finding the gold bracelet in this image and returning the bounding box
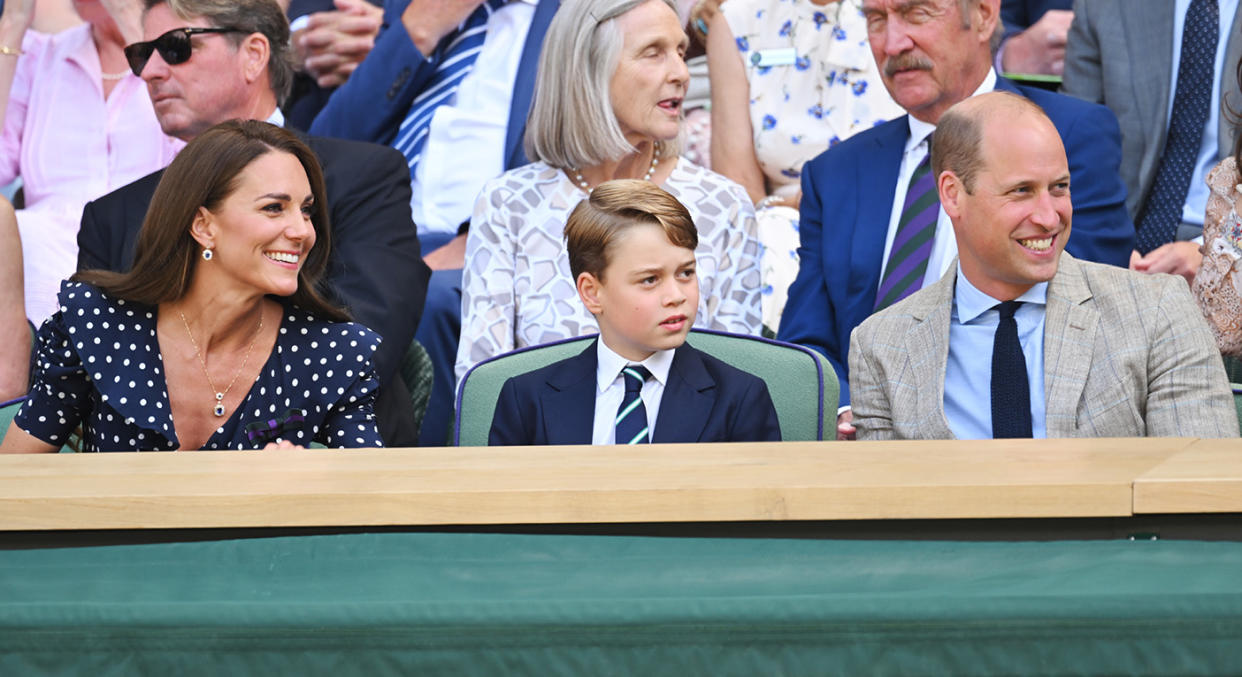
[0,46,21,56]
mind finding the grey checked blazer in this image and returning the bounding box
[848,254,1239,439]
[1062,0,1242,236]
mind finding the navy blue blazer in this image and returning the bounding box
[309,0,556,172]
[489,341,782,446]
[777,77,1134,406]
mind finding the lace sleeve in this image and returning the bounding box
[1191,158,1242,358]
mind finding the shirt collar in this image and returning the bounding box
[905,67,999,153]
[596,337,675,392]
[264,107,286,128]
[954,263,1048,324]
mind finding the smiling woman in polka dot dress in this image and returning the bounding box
[0,120,384,452]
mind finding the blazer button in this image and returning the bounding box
[387,67,411,100]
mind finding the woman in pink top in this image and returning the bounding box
[0,0,182,325]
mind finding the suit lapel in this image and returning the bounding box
[1042,254,1099,438]
[901,269,955,440]
[651,346,716,443]
[1123,1,1174,152]
[542,343,600,445]
[505,0,557,169]
[1221,5,1242,156]
[846,119,908,318]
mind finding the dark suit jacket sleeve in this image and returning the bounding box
[1060,1,1105,105]
[729,378,782,442]
[308,0,440,143]
[1055,92,1134,267]
[489,377,535,446]
[318,140,429,385]
[77,198,111,272]
[777,157,853,405]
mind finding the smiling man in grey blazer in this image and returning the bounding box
[848,92,1238,440]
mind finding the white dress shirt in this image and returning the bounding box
[591,340,674,445]
[410,0,536,236]
[878,68,998,291]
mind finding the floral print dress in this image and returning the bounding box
[721,0,903,332]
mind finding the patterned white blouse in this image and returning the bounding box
[456,158,762,385]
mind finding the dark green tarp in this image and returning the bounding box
[2,532,1241,675]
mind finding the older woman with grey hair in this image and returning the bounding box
[455,0,761,385]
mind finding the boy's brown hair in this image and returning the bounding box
[564,179,698,281]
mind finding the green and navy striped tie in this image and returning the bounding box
[615,365,652,445]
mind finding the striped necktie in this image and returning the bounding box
[876,135,937,311]
[392,0,508,179]
[614,365,652,445]
[1135,0,1218,254]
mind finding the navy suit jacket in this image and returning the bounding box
[76,134,429,447]
[309,0,556,172]
[489,341,782,446]
[777,77,1134,406]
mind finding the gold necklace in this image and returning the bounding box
[179,307,265,417]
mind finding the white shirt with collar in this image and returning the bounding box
[878,68,998,292]
[591,339,675,445]
[410,0,536,236]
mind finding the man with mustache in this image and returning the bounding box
[848,92,1236,439]
[777,0,1134,439]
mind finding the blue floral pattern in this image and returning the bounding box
[722,0,903,332]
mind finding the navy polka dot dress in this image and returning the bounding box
[15,282,385,451]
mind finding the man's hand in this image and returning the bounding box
[294,0,383,88]
[837,409,856,441]
[1129,241,1203,284]
[423,233,468,270]
[1000,9,1073,76]
[402,0,486,58]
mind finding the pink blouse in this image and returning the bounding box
[0,24,183,323]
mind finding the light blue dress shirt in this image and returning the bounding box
[1170,0,1240,228]
[944,267,1048,439]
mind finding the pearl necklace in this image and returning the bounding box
[570,143,661,194]
[180,307,265,417]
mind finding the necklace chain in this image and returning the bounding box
[100,70,129,80]
[570,142,661,195]
[179,307,265,417]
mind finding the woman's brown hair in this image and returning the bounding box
[75,119,348,321]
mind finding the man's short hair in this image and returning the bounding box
[564,179,698,281]
[931,91,1049,193]
[524,0,681,169]
[146,0,295,105]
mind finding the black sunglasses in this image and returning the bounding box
[124,27,245,77]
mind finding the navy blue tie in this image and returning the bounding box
[392,0,508,180]
[991,301,1033,439]
[615,365,652,445]
[1135,0,1219,254]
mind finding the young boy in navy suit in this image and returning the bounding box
[488,180,781,446]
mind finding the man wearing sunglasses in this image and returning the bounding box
[75,0,432,448]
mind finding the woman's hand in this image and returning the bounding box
[262,440,306,450]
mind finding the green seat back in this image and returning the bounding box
[454,330,837,445]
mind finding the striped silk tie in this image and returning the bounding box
[392,0,508,179]
[1134,0,1219,254]
[875,139,938,311]
[614,365,652,445]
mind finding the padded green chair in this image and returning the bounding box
[454,329,838,445]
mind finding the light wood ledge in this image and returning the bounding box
[1133,438,1242,514]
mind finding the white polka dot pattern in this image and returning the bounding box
[15,282,385,451]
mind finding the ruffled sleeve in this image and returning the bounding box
[14,282,99,446]
[313,321,384,448]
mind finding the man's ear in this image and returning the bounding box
[938,170,964,219]
[973,0,1001,45]
[189,206,216,250]
[577,272,604,316]
[240,33,271,85]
